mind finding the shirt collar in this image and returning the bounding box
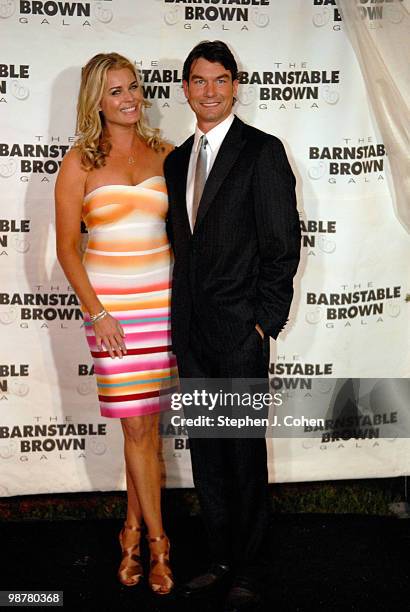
[193,113,235,153]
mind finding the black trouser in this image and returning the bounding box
[177,324,271,581]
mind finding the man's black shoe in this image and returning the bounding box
[179,562,231,599]
[224,577,262,612]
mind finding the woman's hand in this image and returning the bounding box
[93,313,127,359]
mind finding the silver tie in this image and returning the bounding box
[191,135,208,229]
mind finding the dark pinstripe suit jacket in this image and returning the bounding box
[164,116,301,355]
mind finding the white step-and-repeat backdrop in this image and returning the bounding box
[0,1,409,496]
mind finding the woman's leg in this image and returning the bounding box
[121,414,163,536]
[126,465,142,524]
[121,414,173,593]
[119,465,143,552]
[117,429,145,586]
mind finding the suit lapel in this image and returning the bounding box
[194,116,246,231]
[172,135,193,238]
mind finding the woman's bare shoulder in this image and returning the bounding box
[56,147,88,195]
[60,146,86,172]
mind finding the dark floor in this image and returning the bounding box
[1,514,409,611]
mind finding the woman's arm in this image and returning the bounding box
[55,149,126,359]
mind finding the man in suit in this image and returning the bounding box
[164,41,300,611]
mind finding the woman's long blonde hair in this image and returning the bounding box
[75,52,163,170]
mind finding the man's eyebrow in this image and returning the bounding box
[190,73,230,80]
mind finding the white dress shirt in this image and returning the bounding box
[186,113,235,231]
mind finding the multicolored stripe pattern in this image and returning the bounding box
[82,176,177,418]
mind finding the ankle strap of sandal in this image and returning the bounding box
[123,523,142,532]
[147,533,167,543]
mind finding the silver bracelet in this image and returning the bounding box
[92,311,108,324]
[90,309,108,324]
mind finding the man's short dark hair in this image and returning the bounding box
[183,40,238,83]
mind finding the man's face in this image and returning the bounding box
[183,58,238,132]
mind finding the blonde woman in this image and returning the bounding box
[55,53,176,595]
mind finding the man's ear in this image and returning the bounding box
[182,80,189,100]
[232,78,239,101]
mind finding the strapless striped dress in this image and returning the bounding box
[81,176,177,418]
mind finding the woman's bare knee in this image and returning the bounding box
[121,415,158,447]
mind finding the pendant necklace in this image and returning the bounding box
[127,155,136,165]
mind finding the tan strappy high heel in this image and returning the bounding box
[118,524,143,587]
[147,533,174,595]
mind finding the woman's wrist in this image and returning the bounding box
[90,308,108,324]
